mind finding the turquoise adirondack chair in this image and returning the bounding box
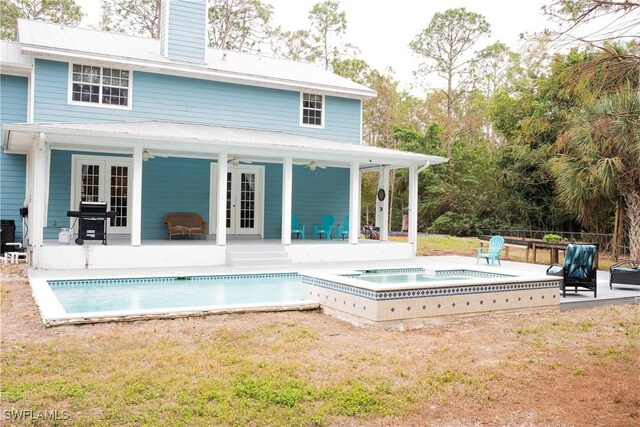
[336,215,349,240]
[477,235,505,265]
[291,215,305,240]
[313,215,335,239]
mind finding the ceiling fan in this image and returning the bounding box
[228,155,253,166]
[304,161,327,171]
[142,149,168,161]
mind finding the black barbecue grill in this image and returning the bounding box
[67,202,117,245]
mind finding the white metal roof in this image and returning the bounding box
[0,40,32,76]
[2,121,448,168]
[16,19,376,100]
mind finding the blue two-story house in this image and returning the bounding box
[0,0,446,269]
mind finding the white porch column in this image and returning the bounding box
[408,165,419,252]
[281,156,293,245]
[349,160,360,244]
[216,152,228,246]
[29,133,47,247]
[377,166,390,241]
[131,146,143,247]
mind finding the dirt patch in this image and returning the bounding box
[1,265,639,426]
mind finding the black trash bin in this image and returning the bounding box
[1,219,16,255]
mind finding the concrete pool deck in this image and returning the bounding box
[29,255,639,313]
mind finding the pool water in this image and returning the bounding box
[50,274,304,314]
[358,271,510,285]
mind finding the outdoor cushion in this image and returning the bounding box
[609,260,640,289]
[546,244,597,297]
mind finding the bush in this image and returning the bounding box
[428,212,481,237]
[543,233,562,242]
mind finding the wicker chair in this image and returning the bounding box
[163,212,207,240]
[609,260,640,289]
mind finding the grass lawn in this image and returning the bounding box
[2,264,639,426]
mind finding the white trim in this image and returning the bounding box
[28,61,35,122]
[131,146,143,246]
[359,99,363,143]
[281,156,292,245]
[349,160,360,245]
[210,162,265,237]
[215,154,227,246]
[3,122,449,167]
[408,165,418,250]
[21,47,376,100]
[70,154,134,234]
[161,0,169,58]
[299,92,325,129]
[67,62,133,111]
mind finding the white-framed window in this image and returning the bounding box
[69,64,132,109]
[300,93,324,128]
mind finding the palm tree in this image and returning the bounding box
[553,89,640,259]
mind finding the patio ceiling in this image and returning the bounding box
[2,120,448,169]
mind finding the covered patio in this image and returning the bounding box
[3,121,447,269]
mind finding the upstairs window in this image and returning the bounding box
[301,93,324,127]
[70,64,131,108]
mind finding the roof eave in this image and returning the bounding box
[3,122,446,167]
[20,45,377,100]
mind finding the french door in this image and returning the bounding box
[72,155,132,234]
[210,164,264,236]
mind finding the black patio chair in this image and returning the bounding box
[609,260,640,290]
[546,244,598,298]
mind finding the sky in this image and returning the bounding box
[77,0,551,93]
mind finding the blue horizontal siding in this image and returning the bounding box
[166,0,206,63]
[34,59,361,143]
[45,151,349,240]
[0,74,28,239]
[291,166,349,239]
[141,156,210,239]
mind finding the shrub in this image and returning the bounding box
[428,212,480,237]
[543,234,562,242]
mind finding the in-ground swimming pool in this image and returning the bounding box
[31,267,560,327]
[35,273,317,325]
[355,269,512,285]
[302,268,560,329]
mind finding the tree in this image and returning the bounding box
[308,0,354,70]
[1,0,82,40]
[270,28,317,62]
[100,0,160,38]
[471,42,519,99]
[207,0,272,52]
[542,0,639,49]
[553,89,640,259]
[409,8,490,154]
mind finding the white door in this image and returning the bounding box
[210,164,264,236]
[72,155,132,234]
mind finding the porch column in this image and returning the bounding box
[216,152,228,246]
[376,166,390,241]
[29,133,47,247]
[349,160,360,244]
[281,156,292,245]
[408,165,418,252]
[131,146,143,247]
